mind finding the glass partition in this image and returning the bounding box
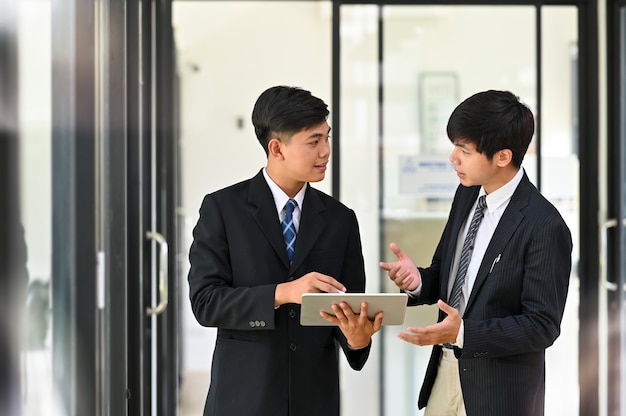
[17,1,56,414]
[339,5,579,415]
[540,7,579,416]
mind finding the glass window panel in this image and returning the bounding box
[338,5,381,414]
[341,5,579,415]
[540,7,579,416]
[380,6,536,414]
[17,0,57,414]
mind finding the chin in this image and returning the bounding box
[459,178,475,187]
[308,173,326,183]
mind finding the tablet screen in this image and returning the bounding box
[300,293,408,326]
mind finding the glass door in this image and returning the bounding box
[3,0,182,414]
[125,0,182,414]
[338,4,580,415]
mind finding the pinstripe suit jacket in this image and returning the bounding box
[413,173,572,416]
[188,170,370,416]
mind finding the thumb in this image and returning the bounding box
[438,299,455,316]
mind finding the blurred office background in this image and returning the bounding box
[0,0,624,415]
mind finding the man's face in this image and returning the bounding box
[279,121,331,184]
[449,138,500,192]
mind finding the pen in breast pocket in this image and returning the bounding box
[489,254,501,273]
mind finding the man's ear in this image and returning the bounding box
[268,138,284,160]
[496,149,513,167]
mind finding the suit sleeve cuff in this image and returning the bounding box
[405,281,422,298]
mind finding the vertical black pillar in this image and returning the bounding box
[577,0,600,414]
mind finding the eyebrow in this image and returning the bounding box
[307,126,331,139]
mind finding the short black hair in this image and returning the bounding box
[446,90,535,168]
[252,86,329,155]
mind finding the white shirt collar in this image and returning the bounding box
[262,168,307,215]
[480,167,524,213]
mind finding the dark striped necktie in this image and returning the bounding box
[448,195,487,311]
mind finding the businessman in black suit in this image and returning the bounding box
[188,85,383,416]
[380,90,572,416]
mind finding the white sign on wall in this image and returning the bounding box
[398,155,458,197]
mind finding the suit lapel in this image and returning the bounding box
[465,175,531,313]
[248,171,291,267]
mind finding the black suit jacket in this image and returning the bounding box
[413,173,572,416]
[188,170,370,416]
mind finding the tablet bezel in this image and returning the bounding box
[300,293,408,326]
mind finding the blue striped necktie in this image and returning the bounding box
[282,199,297,262]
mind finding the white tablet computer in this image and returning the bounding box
[300,293,408,326]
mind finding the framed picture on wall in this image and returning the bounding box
[418,72,459,154]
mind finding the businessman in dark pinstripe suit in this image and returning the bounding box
[380,90,572,416]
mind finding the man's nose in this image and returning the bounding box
[449,147,457,163]
[320,140,331,157]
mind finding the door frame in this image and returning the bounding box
[605,0,626,414]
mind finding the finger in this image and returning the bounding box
[331,303,348,323]
[379,261,393,271]
[320,311,339,325]
[397,332,420,345]
[389,242,406,260]
[339,301,356,318]
[405,326,423,334]
[310,279,344,294]
[387,264,402,279]
[359,301,367,314]
[356,302,369,322]
[373,311,384,331]
[316,274,347,293]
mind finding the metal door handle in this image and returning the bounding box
[146,231,169,315]
[601,218,626,292]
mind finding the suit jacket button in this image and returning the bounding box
[290,343,297,351]
[260,320,266,327]
[249,321,255,328]
[289,309,296,318]
[254,320,261,327]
